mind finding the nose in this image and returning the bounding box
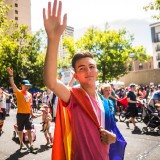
[85,67,91,73]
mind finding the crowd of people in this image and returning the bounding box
[0,67,58,151]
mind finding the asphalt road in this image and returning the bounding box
[0,109,160,160]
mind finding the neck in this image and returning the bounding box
[80,85,97,100]
[104,95,109,99]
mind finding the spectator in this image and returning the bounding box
[109,84,119,121]
[152,84,160,104]
[125,83,141,132]
[7,67,35,152]
[100,83,115,115]
[39,104,53,146]
[5,90,13,116]
[0,87,10,135]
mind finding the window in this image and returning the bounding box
[15,10,18,14]
[139,63,143,70]
[157,53,160,60]
[15,3,18,7]
[156,44,160,51]
[15,17,18,20]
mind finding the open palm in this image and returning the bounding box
[43,0,67,39]
[7,67,13,76]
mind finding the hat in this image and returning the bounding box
[40,108,45,111]
[129,83,136,88]
[41,104,48,108]
[40,104,49,112]
[21,80,31,86]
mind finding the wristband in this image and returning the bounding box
[9,75,13,77]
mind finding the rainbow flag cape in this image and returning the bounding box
[52,88,126,160]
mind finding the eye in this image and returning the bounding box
[79,67,84,71]
[78,67,85,72]
[90,65,95,69]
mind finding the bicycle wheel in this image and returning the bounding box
[136,113,143,122]
[119,112,126,122]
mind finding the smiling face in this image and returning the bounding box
[103,87,111,99]
[101,84,112,99]
[74,57,98,87]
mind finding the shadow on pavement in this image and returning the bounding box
[5,149,29,160]
[12,137,20,144]
[132,129,142,134]
[37,144,52,153]
[142,131,160,136]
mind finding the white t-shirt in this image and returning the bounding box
[53,96,58,117]
[0,94,6,109]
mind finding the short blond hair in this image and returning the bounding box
[100,83,111,95]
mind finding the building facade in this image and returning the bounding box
[5,0,74,59]
[150,22,160,69]
[131,57,154,71]
[58,26,74,58]
[6,0,31,31]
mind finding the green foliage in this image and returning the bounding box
[0,0,11,27]
[63,26,150,82]
[0,24,46,88]
[0,1,46,88]
[58,57,70,69]
[144,0,160,20]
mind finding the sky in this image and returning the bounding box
[31,0,157,54]
[31,0,155,31]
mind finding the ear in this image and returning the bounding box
[73,73,78,80]
[101,88,104,95]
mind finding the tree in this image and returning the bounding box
[144,0,160,20]
[0,0,11,27]
[0,1,46,88]
[63,26,150,82]
[0,24,46,88]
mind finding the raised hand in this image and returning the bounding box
[7,67,13,76]
[43,0,67,39]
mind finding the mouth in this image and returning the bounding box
[85,75,94,78]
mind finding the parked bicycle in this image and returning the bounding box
[119,99,147,122]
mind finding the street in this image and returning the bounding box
[0,108,160,160]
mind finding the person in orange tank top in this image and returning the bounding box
[7,67,35,152]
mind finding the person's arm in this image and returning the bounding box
[2,91,11,98]
[7,67,18,93]
[109,91,118,101]
[43,0,70,103]
[127,97,137,103]
[127,92,137,103]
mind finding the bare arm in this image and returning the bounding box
[7,67,18,93]
[2,91,11,98]
[43,0,70,103]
